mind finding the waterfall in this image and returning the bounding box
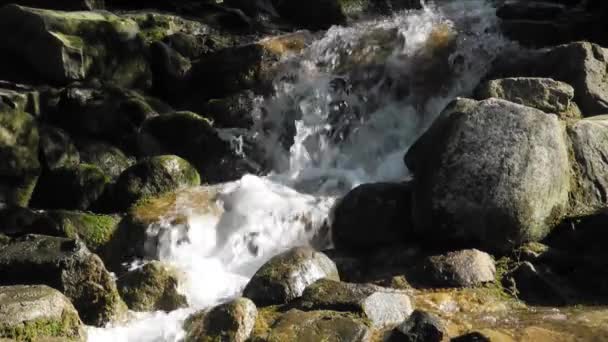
[88,1,510,341]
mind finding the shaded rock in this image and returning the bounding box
[568,116,608,217]
[405,98,571,251]
[52,85,164,149]
[184,90,256,129]
[0,96,39,207]
[31,164,111,211]
[243,246,340,305]
[138,111,260,183]
[0,285,86,341]
[272,0,346,30]
[77,140,134,180]
[266,309,372,342]
[149,41,191,103]
[113,155,200,211]
[184,297,257,342]
[331,182,412,250]
[0,0,103,11]
[388,310,446,342]
[505,261,570,306]
[0,234,127,326]
[118,261,187,312]
[422,249,496,288]
[39,125,80,170]
[0,82,41,116]
[300,279,413,327]
[163,32,232,60]
[0,5,150,87]
[475,77,581,119]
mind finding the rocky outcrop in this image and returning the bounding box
[0,285,86,341]
[568,116,608,217]
[405,98,571,251]
[300,279,413,327]
[0,234,127,326]
[243,246,340,305]
[331,182,412,250]
[0,5,150,87]
[184,298,257,342]
[112,155,200,211]
[422,249,496,288]
[117,261,187,312]
[0,94,40,207]
[476,77,581,119]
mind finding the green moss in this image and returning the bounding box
[250,305,282,341]
[48,210,121,252]
[0,310,83,341]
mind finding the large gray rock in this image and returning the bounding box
[184,298,257,342]
[568,116,608,216]
[300,279,413,328]
[0,95,39,207]
[476,77,581,119]
[266,309,372,342]
[0,234,127,326]
[422,249,496,287]
[405,98,571,251]
[243,246,340,305]
[0,285,86,341]
[331,182,412,250]
[0,5,150,87]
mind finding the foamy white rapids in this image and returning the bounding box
[89,1,511,341]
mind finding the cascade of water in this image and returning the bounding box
[89,1,511,341]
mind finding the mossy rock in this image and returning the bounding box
[0,285,86,341]
[0,234,127,326]
[31,164,111,211]
[112,155,200,211]
[39,125,80,171]
[184,298,257,342]
[117,261,187,312]
[77,140,134,180]
[0,97,40,207]
[0,5,151,87]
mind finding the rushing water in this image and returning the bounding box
[89,1,509,341]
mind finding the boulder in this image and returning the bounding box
[475,77,581,119]
[405,98,571,251]
[184,298,257,342]
[265,309,372,342]
[39,125,80,170]
[0,285,86,341]
[149,41,191,103]
[31,164,111,211]
[0,234,127,326]
[51,85,164,148]
[117,261,187,312]
[300,279,413,327]
[331,182,412,250]
[568,116,608,216]
[0,5,150,87]
[0,95,40,207]
[138,111,260,183]
[422,249,496,287]
[388,310,446,342]
[112,155,200,211]
[76,140,134,180]
[243,246,340,305]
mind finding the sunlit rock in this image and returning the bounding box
[0,285,86,341]
[184,297,257,342]
[422,249,496,288]
[243,246,340,305]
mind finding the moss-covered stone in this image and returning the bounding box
[118,261,187,312]
[45,210,121,252]
[39,125,80,171]
[0,5,151,88]
[184,298,257,342]
[113,155,200,211]
[31,164,111,211]
[0,285,86,341]
[77,140,134,180]
[0,234,127,327]
[243,246,340,306]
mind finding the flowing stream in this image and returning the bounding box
[89,1,510,340]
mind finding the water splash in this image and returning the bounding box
[89,1,510,341]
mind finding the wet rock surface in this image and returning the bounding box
[185,297,257,342]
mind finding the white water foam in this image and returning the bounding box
[89,1,511,341]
